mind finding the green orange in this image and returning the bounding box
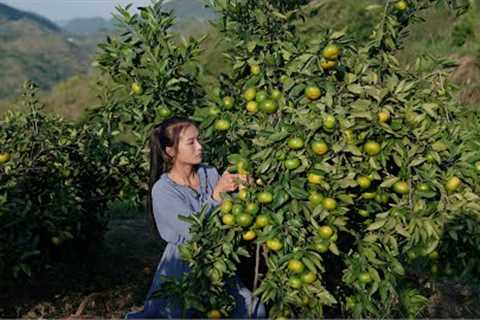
[236,213,253,227]
[231,204,244,215]
[314,241,329,253]
[244,87,257,101]
[320,59,337,70]
[242,230,256,241]
[222,214,235,225]
[223,96,234,109]
[287,259,305,274]
[255,90,268,103]
[364,141,381,156]
[285,158,301,170]
[378,110,390,123]
[394,0,408,11]
[266,238,283,251]
[214,119,231,131]
[445,176,461,192]
[250,64,261,75]
[220,199,233,214]
[255,214,270,228]
[305,86,321,100]
[271,88,282,100]
[207,309,222,319]
[311,141,329,156]
[257,191,273,204]
[288,276,303,289]
[287,137,304,149]
[208,106,221,116]
[237,189,248,201]
[393,181,409,194]
[260,99,278,113]
[245,203,259,215]
[356,176,371,189]
[318,225,334,239]
[246,101,258,113]
[0,153,11,164]
[322,44,341,60]
[307,173,323,185]
[301,271,317,284]
[358,272,372,284]
[131,82,143,95]
[309,191,323,206]
[322,198,336,210]
[157,106,172,118]
[323,115,336,130]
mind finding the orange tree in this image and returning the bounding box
[160,0,480,318]
[92,2,207,185]
[87,2,209,208]
[0,82,131,284]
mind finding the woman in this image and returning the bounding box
[126,116,265,319]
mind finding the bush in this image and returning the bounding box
[0,82,129,284]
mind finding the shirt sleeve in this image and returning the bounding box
[204,166,221,206]
[151,185,193,244]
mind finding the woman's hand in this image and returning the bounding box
[212,171,246,202]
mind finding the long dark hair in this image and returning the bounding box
[147,116,197,232]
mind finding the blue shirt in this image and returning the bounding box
[152,164,220,244]
[126,164,265,319]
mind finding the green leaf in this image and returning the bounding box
[330,27,348,40]
[328,242,340,255]
[380,177,400,188]
[237,247,250,257]
[367,219,387,231]
[268,131,290,143]
[347,84,363,95]
[432,141,448,152]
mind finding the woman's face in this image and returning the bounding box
[167,125,203,166]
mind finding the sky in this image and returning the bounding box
[0,0,160,21]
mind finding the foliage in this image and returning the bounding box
[95,1,206,144]
[160,0,480,318]
[0,82,130,284]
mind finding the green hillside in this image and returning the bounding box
[0,3,94,99]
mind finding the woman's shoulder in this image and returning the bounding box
[199,163,219,176]
[199,164,220,184]
[152,174,178,197]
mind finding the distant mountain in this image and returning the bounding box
[59,17,115,36]
[52,0,216,36]
[163,0,217,22]
[0,2,60,32]
[0,3,93,99]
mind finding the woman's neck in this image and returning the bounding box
[168,163,198,186]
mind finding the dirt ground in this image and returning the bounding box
[0,217,164,319]
[1,216,479,319]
